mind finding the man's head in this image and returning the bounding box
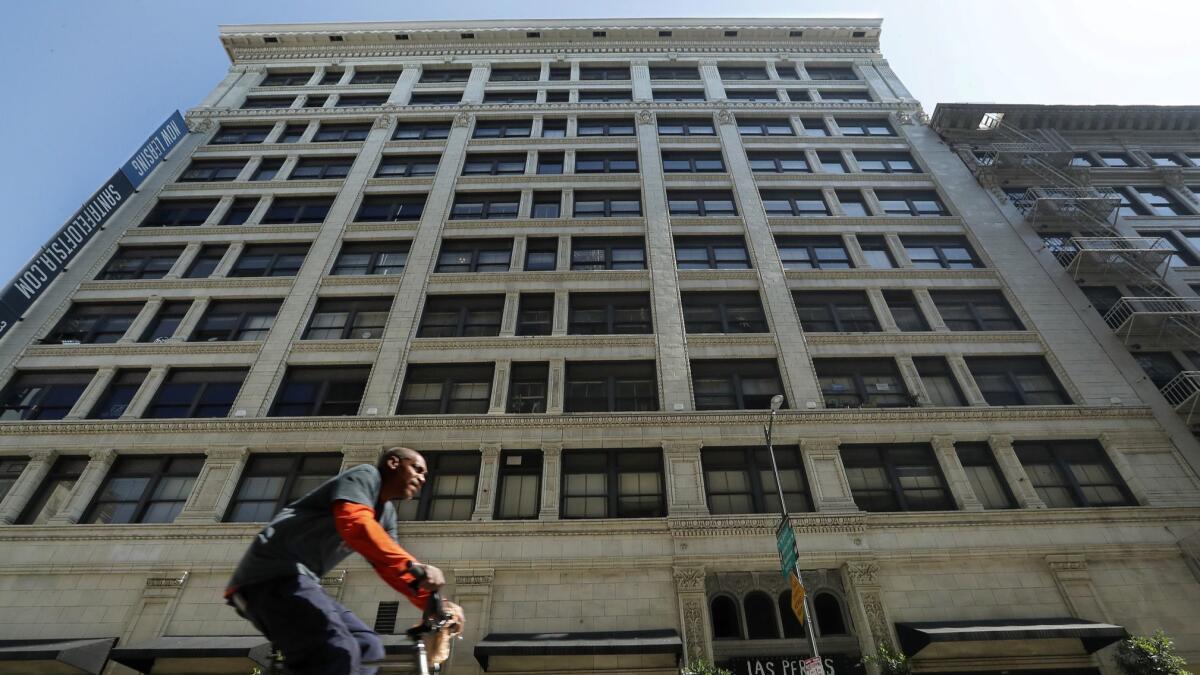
[378,447,427,501]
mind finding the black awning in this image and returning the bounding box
[110,636,274,673]
[474,629,682,671]
[896,618,1127,657]
[0,637,115,674]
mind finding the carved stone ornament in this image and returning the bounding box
[637,109,655,125]
[1160,167,1191,196]
[453,111,473,128]
[728,572,753,596]
[28,449,58,463]
[186,116,214,133]
[682,599,706,661]
[714,108,736,126]
[895,111,915,126]
[145,571,189,588]
[845,561,879,585]
[373,114,394,130]
[861,591,891,646]
[673,567,706,592]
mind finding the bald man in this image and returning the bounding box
[226,447,447,675]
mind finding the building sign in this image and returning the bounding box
[720,655,865,675]
[0,111,188,341]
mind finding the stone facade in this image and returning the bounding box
[0,18,1198,675]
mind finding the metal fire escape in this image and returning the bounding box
[965,113,1200,425]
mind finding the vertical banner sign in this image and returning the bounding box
[0,111,188,341]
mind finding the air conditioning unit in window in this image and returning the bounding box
[153,337,171,344]
[60,339,82,345]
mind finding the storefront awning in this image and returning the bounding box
[0,637,115,675]
[474,629,682,671]
[109,636,274,674]
[896,618,1127,657]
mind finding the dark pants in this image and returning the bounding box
[234,575,384,675]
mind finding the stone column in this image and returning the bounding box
[213,66,262,109]
[635,109,694,412]
[0,449,56,524]
[66,367,115,420]
[842,562,895,666]
[123,367,168,418]
[123,297,165,344]
[500,292,519,336]
[47,448,116,525]
[121,571,191,644]
[538,443,562,520]
[489,362,510,414]
[451,568,494,675]
[715,108,824,409]
[340,446,383,473]
[947,355,987,406]
[989,434,1046,509]
[1097,433,1152,506]
[866,290,898,331]
[1045,556,1119,675]
[551,292,569,335]
[472,443,502,521]
[199,67,248,107]
[172,298,211,344]
[930,435,983,511]
[175,446,250,524]
[663,441,708,516]
[463,63,490,104]
[547,358,565,415]
[673,567,712,664]
[800,438,858,512]
[630,59,652,101]
[913,289,947,331]
[698,60,725,100]
[390,66,421,105]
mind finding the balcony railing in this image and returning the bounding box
[1104,296,1200,346]
[1162,371,1200,426]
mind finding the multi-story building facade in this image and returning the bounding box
[0,18,1198,675]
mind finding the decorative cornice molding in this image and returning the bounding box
[78,278,295,292]
[23,342,262,358]
[409,335,656,350]
[784,268,998,281]
[804,331,1041,346]
[685,334,776,348]
[290,339,382,353]
[428,270,650,284]
[161,179,346,193]
[673,566,705,592]
[123,224,322,237]
[225,43,884,62]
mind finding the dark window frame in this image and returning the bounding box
[569,238,646,270]
[435,240,513,273]
[561,449,665,519]
[331,241,409,276]
[417,295,505,338]
[190,301,280,343]
[225,454,342,522]
[1014,440,1135,508]
[815,358,913,408]
[966,356,1072,406]
[563,361,659,413]
[397,363,495,415]
[0,371,93,421]
[269,366,370,417]
[841,444,954,512]
[681,292,768,334]
[793,291,880,332]
[396,452,481,521]
[83,455,203,524]
[230,245,309,277]
[144,368,247,419]
[674,236,751,270]
[98,247,183,280]
[691,360,786,411]
[568,293,653,335]
[303,297,393,340]
[702,446,811,514]
[495,449,543,518]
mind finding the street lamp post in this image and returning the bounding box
[764,394,822,663]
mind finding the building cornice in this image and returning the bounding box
[931,103,1200,137]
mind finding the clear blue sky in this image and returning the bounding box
[1,0,1195,280]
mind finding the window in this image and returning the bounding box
[393,121,452,140]
[230,245,308,277]
[692,360,785,410]
[785,89,812,102]
[579,66,630,80]
[1133,352,1184,389]
[1016,440,1134,507]
[1099,152,1134,167]
[841,444,953,511]
[711,596,742,639]
[435,239,512,272]
[261,197,332,224]
[777,237,851,269]
[88,369,148,419]
[420,68,469,83]
[836,118,894,136]
[859,236,896,269]
[577,118,635,136]
[815,358,911,408]
[775,63,801,80]
[0,371,92,420]
[725,90,777,102]
[807,66,857,80]
[210,125,272,145]
[226,454,342,522]
[43,304,140,344]
[531,192,561,218]
[495,450,541,518]
[483,91,537,104]
[450,193,520,219]
[318,69,343,84]
[681,292,767,333]
[702,446,810,514]
[338,94,389,107]
[931,291,1023,331]
[737,118,794,136]
[667,191,737,216]
[16,456,88,524]
[375,154,439,177]
[1132,188,1190,216]
[1113,188,1150,217]
[820,90,871,102]
[0,457,27,503]
[507,363,549,413]
[472,119,532,138]
[356,195,426,222]
[249,159,283,182]
[658,118,715,136]
[178,159,246,182]
[955,443,1015,509]
[834,190,869,217]
[190,301,279,342]
[570,238,646,270]
[98,247,182,280]
[661,152,725,173]
[139,301,190,343]
[649,66,700,80]
[541,119,566,137]
[83,456,202,524]
[221,198,258,225]
[1082,286,1122,318]
[902,236,981,269]
[653,90,706,102]
[395,452,481,521]
[564,361,658,412]
[718,66,768,81]
[242,96,295,109]
[312,123,371,143]
[398,364,494,414]
[261,70,312,86]
[331,241,409,276]
[578,90,633,103]
[747,152,810,173]
[561,450,664,518]
[761,190,829,216]
[575,152,638,174]
[1152,232,1200,267]
[515,295,553,336]
[463,153,527,176]
[270,366,370,417]
[304,298,391,340]
[674,237,751,270]
[145,369,246,418]
[965,356,1070,406]
[278,123,307,143]
[290,156,353,180]
[535,152,564,175]
[568,293,652,334]
[855,152,919,173]
[1069,154,1095,167]
[573,192,642,218]
[140,200,217,227]
[882,290,929,331]
[794,292,880,332]
[524,238,558,270]
[350,68,403,84]
[914,357,965,406]
[418,295,505,337]
[491,67,540,82]
[876,191,948,216]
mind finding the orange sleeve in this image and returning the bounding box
[333,500,431,611]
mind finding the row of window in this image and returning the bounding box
[210,116,896,145]
[1006,186,1200,218]
[1067,150,1200,170]
[259,64,860,88]
[0,436,1133,529]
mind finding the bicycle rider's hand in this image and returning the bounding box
[417,564,445,591]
